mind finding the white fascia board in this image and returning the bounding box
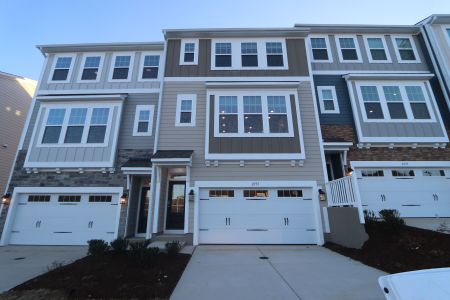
[342,73,435,80]
[204,153,305,160]
[164,76,311,82]
[357,137,449,143]
[350,161,450,168]
[194,180,318,188]
[37,88,160,95]
[36,94,127,101]
[121,167,152,172]
[151,158,192,163]
[312,70,431,75]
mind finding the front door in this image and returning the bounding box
[137,187,150,235]
[165,181,186,230]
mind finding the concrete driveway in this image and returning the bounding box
[0,246,87,292]
[171,245,386,300]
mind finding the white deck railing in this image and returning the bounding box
[325,173,365,223]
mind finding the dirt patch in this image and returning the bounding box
[8,252,190,299]
[325,222,450,274]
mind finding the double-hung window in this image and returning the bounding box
[392,36,420,63]
[336,36,361,62]
[241,42,258,67]
[133,105,154,136]
[364,37,390,62]
[317,86,339,114]
[215,43,232,67]
[140,54,160,79]
[87,108,110,143]
[361,86,383,119]
[215,93,293,137]
[405,86,431,119]
[175,94,196,126]
[64,108,87,143]
[180,40,198,65]
[80,55,102,81]
[383,86,407,119]
[310,37,332,62]
[42,109,66,143]
[266,42,284,66]
[51,55,74,81]
[110,54,133,81]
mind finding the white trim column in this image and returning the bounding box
[184,165,191,234]
[151,166,162,234]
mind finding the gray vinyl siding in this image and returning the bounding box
[349,81,447,138]
[117,93,158,149]
[39,52,161,91]
[208,95,301,153]
[312,34,430,72]
[313,75,354,125]
[165,39,309,77]
[26,106,120,164]
[158,81,326,186]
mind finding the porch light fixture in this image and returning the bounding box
[188,190,194,196]
[318,189,326,201]
[346,167,354,176]
[2,193,11,205]
[120,193,128,204]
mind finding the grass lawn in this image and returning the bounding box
[325,222,450,274]
[2,252,190,299]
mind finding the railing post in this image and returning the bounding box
[351,173,365,224]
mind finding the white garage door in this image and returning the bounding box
[9,193,120,245]
[198,187,318,244]
[357,168,450,217]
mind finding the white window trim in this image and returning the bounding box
[35,102,116,147]
[175,94,197,127]
[317,86,340,114]
[391,35,421,64]
[309,35,333,63]
[211,38,288,70]
[76,53,105,83]
[355,80,436,123]
[137,51,162,82]
[47,53,77,84]
[362,35,392,63]
[133,105,155,136]
[179,39,199,65]
[108,52,135,82]
[213,90,294,138]
[334,35,363,63]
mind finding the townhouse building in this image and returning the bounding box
[1,16,449,247]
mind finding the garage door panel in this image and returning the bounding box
[199,229,317,244]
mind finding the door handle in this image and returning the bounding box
[287,217,289,226]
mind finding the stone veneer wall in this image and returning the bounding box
[0,149,152,242]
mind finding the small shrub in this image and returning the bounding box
[129,240,150,252]
[437,222,449,234]
[110,238,129,253]
[147,246,160,256]
[165,241,182,255]
[364,210,378,223]
[379,209,405,233]
[87,239,109,255]
[46,261,64,272]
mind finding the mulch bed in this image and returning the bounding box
[8,252,190,299]
[325,222,450,274]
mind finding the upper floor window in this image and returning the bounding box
[357,82,434,122]
[50,55,75,82]
[215,43,232,67]
[241,42,258,67]
[392,36,420,63]
[133,105,154,136]
[266,42,284,67]
[40,105,112,146]
[175,94,197,127]
[78,54,104,82]
[317,86,339,114]
[364,36,391,63]
[109,53,134,81]
[310,36,332,62]
[214,92,294,137]
[335,36,362,62]
[180,40,198,65]
[139,53,160,80]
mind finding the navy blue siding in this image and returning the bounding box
[313,75,354,125]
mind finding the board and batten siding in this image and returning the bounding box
[165,39,310,77]
[349,81,447,138]
[158,81,326,185]
[311,34,430,72]
[39,52,160,91]
[313,75,354,125]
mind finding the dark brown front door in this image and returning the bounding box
[165,181,185,230]
[137,187,150,234]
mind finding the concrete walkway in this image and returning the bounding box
[171,245,386,300]
[0,246,86,292]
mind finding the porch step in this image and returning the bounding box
[153,234,193,245]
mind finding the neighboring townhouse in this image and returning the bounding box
[299,23,450,228]
[0,43,164,245]
[0,72,36,193]
[151,28,327,245]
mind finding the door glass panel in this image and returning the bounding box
[171,184,185,213]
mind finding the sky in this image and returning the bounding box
[1,0,449,80]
